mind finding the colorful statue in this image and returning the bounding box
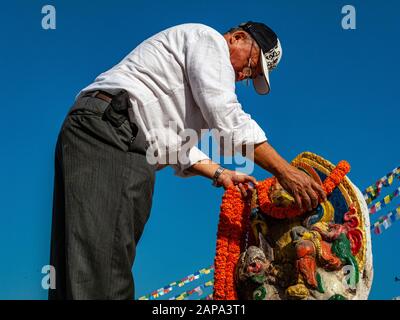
[233,152,373,300]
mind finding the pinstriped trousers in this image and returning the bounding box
[49,95,155,300]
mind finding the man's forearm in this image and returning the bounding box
[189,142,291,179]
[186,159,220,179]
[252,141,291,178]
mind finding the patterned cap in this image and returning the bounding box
[239,21,283,94]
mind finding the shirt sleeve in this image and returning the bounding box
[186,29,267,153]
[169,145,211,178]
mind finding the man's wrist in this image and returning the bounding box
[274,163,292,180]
[212,166,226,187]
[189,160,219,178]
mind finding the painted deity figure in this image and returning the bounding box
[235,152,373,300]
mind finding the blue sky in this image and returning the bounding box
[0,0,399,299]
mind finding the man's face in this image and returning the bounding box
[225,31,262,82]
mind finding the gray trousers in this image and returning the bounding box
[49,92,155,300]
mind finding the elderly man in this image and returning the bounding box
[49,21,326,300]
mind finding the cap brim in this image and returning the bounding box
[253,51,270,95]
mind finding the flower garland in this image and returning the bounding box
[213,161,351,300]
[213,186,250,300]
[257,178,301,219]
[322,161,351,195]
[257,161,351,219]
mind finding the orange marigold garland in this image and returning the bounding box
[257,161,351,219]
[213,186,250,300]
[257,177,303,219]
[322,161,351,195]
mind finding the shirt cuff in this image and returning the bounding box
[170,146,211,178]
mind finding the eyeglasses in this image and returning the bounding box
[242,40,257,86]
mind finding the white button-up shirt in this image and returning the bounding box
[79,23,267,177]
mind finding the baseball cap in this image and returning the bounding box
[239,21,282,94]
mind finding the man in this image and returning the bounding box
[49,21,326,300]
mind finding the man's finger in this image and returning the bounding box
[235,172,257,186]
[300,190,312,212]
[306,187,319,209]
[246,182,254,191]
[246,175,258,186]
[238,183,247,197]
[312,181,327,202]
[294,193,303,211]
[239,183,247,197]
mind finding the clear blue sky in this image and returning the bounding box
[0,0,399,300]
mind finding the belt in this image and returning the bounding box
[82,90,114,104]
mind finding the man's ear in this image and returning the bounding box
[231,31,247,44]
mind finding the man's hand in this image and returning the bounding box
[216,169,258,197]
[276,165,327,212]
[252,141,327,213]
[187,160,256,197]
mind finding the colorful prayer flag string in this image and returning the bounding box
[169,280,214,300]
[363,166,400,205]
[137,265,214,300]
[369,187,400,214]
[370,204,400,235]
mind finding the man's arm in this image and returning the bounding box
[185,30,324,208]
[251,141,327,212]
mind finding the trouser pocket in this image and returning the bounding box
[65,113,132,153]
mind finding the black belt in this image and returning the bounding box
[82,90,114,104]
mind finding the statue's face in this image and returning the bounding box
[237,246,269,282]
[270,180,295,207]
